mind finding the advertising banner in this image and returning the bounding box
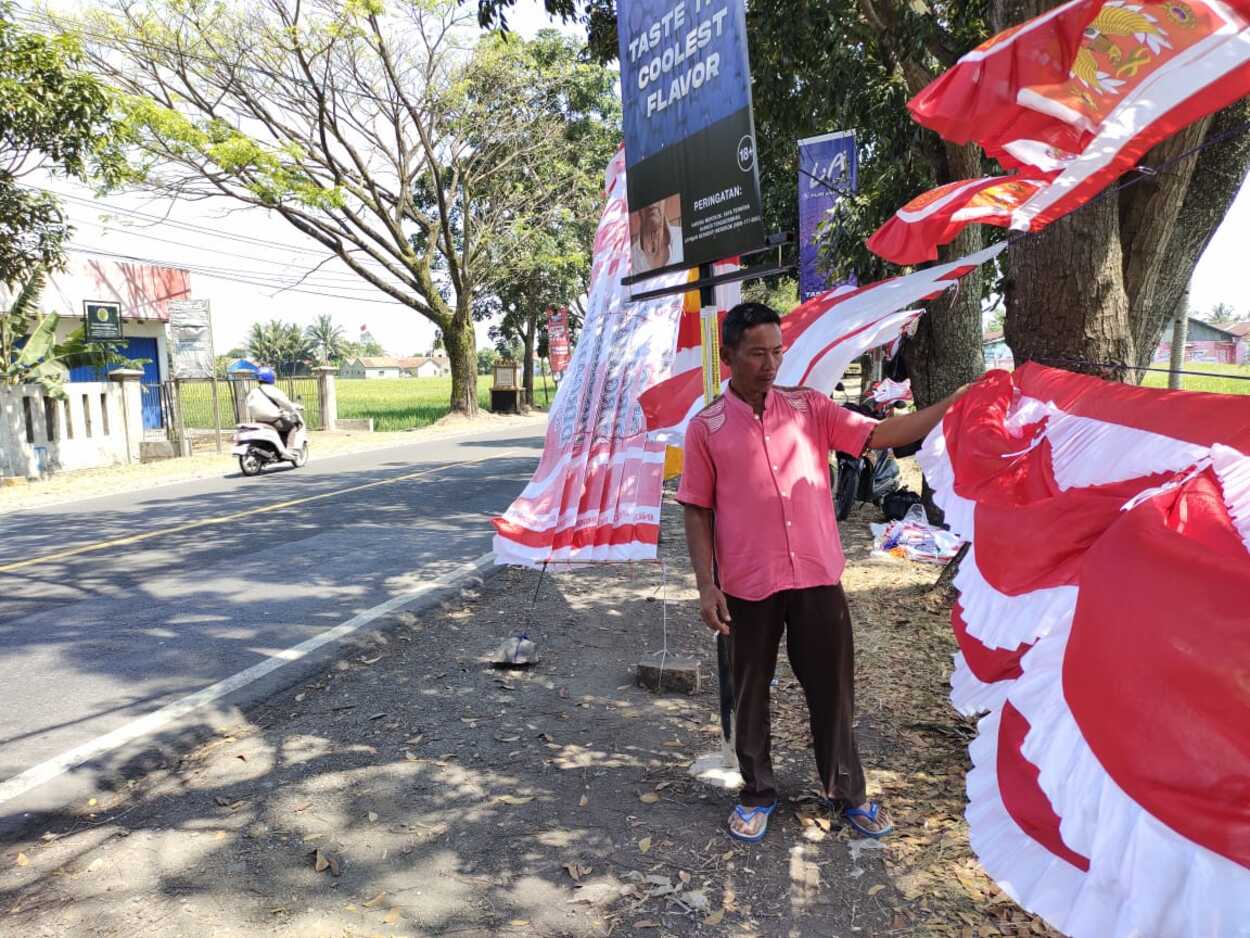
[168,298,215,379]
[798,130,856,300]
[616,0,765,280]
[546,305,571,375]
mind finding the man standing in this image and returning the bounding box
[677,302,965,842]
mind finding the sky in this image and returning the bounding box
[31,0,1250,352]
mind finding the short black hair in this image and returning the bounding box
[722,302,781,350]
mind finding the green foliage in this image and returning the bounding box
[742,275,800,315]
[337,376,497,430]
[245,319,318,376]
[467,31,618,378]
[305,314,348,364]
[477,347,498,374]
[1202,302,1240,325]
[0,2,130,287]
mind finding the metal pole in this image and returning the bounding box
[174,379,189,457]
[210,377,223,453]
[540,357,551,407]
[1169,286,1190,391]
[697,260,736,765]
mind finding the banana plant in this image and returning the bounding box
[1,269,69,397]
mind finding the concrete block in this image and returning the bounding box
[636,652,701,694]
[140,440,177,463]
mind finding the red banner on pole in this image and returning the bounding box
[546,305,571,375]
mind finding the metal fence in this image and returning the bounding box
[175,377,322,431]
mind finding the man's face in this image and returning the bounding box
[723,322,784,395]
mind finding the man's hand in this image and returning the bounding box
[698,584,732,635]
[868,382,971,450]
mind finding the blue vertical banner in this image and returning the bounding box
[798,131,857,300]
[616,0,765,280]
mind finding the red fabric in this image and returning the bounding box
[952,602,1031,684]
[1014,362,1250,451]
[998,702,1091,871]
[867,174,1050,265]
[907,0,1101,148]
[1064,470,1250,869]
[675,388,876,601]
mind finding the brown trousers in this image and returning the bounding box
[725,585,866,808]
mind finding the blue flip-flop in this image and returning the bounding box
[843,801,893,839]
[728,802,778,843]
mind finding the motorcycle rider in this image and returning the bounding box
[245,367,299,437]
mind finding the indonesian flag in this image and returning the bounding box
[917,363,1250,938]
[492,154,743,565]
[867,173,1052,265]
[491,150,688,567]
[903,0,1250,232]
[640,243,1006,443]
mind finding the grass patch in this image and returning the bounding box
[338,376,551,431]
[1140,361,1250,395]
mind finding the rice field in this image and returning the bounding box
[1139,361,1250,395]
[338,376,553,431]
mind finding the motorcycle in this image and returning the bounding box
[832,382,911,521]
[232,405,309,476]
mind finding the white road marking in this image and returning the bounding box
[0,552,495,807]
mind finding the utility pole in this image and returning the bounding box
[1169,286,1190,391]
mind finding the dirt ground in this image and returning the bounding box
[0,469,1062,938]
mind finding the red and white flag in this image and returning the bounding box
[640,243,1005,443]
[918,363,1250,938]
[867,173,1051,265]
[491,153,737,566]
[900,0,1250,235]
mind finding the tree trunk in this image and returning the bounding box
[444,313,478,417]
[1169,294,1189,390]
[904,142,988,409]
[522,310,536,404]
[1132,99,1250,373]
[1003,195,1135,377]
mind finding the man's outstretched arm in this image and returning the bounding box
[867,384,969,450]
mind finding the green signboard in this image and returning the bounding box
[84,301,123,341]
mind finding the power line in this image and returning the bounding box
[41,186,380,265]
[64,244,414,306]
[68,219,397,291]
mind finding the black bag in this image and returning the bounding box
[882,487,922,521]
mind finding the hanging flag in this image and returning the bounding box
[867,173,1051,265]
[900,0,1250,233]
[640,243,1006,442]
[493,152,736,566]
[798,131,857,300]
[916,362,1250,938]
[546,305,572,375]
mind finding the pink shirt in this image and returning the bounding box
[677,387,877,602]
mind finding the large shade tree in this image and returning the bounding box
[70,0,603,415]
[473,0,1250,393]
[470,30,619,402]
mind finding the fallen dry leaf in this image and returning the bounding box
[704,909,725,926]
[15,853,30,867]
[638,836,652,854]
[367,811,378,823]
[495,794,534,806]
[578,794,589,808]
[868,884,885,896]
[363,892,387,909]
[312,848,341,877]
[383,909,400,924]
[509,920,530,927]
[639,792,659,804]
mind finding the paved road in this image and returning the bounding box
[0,421,545,831]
